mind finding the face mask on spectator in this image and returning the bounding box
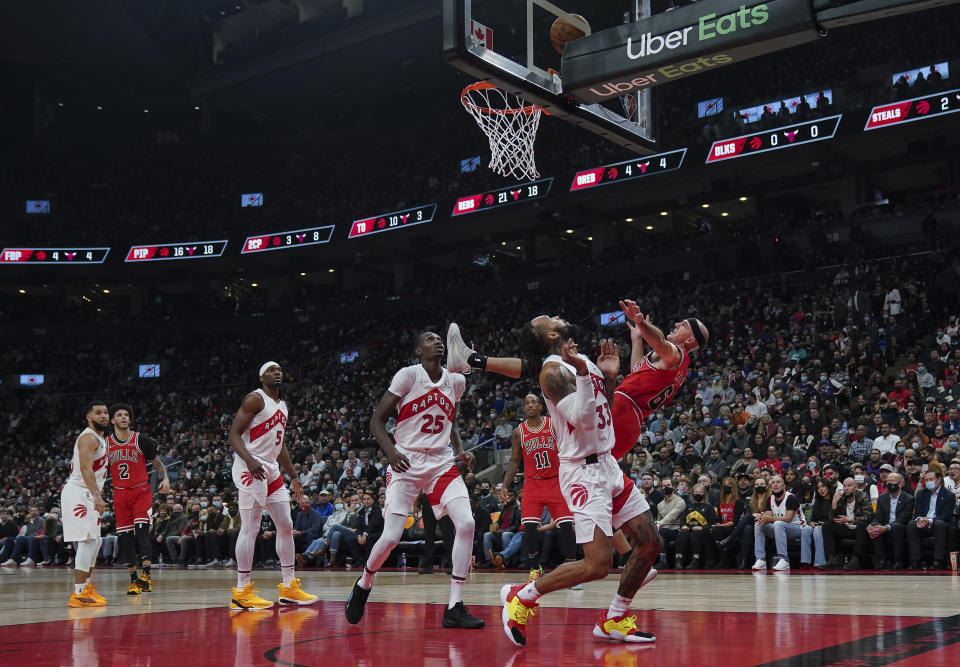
[854,475,865,484]
[755,486,766,493]
[200,501,208,508]
[208,487,216,494]
[722,485,732,493]
[897,446,906,454]
[335,503,344,510]
[820,375,827,382]
[327,484,336,492]
[663,487,673,495]
[925,481,937,491]
[886,482,899,494]
[692,493,705,502]
[792,394,800,401]
[800,376,808,382]
[918,367,925,373]
[212,501,222,508]
[772,488,784,498]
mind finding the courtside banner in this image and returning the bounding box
[561,0,818,103]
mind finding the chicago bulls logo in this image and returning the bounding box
[240,472,255,487]
[73,504,88,518]
[569,483,589,508]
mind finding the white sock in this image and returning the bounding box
[74,584,85,595]
[237,571,252,589]
[517,581,542,603]
[359,566,375,590]
[448,577,465,609]
[281,566,294,587]
[607,593,632,619]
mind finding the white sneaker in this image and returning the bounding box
[446,323,476,374]
[224,559,237,568]
[1,559,17,567]
[204,560,221,568]
[772,558,790,571]
[752,558,767,570]
[570,583,584,590]
[21,558,35,567]
[642,568,658,587]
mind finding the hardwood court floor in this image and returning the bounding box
[1,566,958,666]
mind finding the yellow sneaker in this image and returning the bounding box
[593,613,656,643]
[138,573,152,592]
[527,565,543,582]
[82,582,107,605]
[500,584,538,647]
[68,591,106,608]
[278,578,318,605]
[230,582,274,610]
[127,581,142,596]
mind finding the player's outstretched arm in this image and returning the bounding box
[77,433,107,515]
[228,392,266,480]
[500,426,523,501]
[371,390,410,473]
[626,314,649,371]
[468,354,523,378]
[620,300,681,368]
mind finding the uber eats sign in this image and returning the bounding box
[561,0,819,104]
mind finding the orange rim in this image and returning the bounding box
[460,81,549,116]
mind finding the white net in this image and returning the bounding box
[461,82,544,181]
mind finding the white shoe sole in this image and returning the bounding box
[592,624,657,643]
[500,584,525,647]
[446,323,474,374]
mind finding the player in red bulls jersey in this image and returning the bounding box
[498,393,576,571]
[107,403,170,595]
[60,401,110,607]
[228,362,317,610]
[345,331,484,630]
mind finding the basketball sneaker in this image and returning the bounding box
[83,582,107,605]
[126,581,142,596]
[446,323,476,374]
[488,549,504,569]
[442,602,485,629]
[593,613,656,643]
[230,582,274,611]
[278,578,318,605]
[68,592,106,608]
[500,584,538,647]
[527,565,543,582]
[344,577,371,624]
[137,574,152,592]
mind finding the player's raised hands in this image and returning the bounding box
[597,338,621,381]
[619,299,644,324]
[561,338,587,376]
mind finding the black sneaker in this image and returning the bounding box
[419,564,434,574]
[345,577,371,625]
[442,602,485,629]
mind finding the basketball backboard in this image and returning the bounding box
[443,0,658,155]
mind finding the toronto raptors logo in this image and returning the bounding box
[73,504,88,518]
[569,483,589,508]
[385,471,393,486]
[240,472,255,486]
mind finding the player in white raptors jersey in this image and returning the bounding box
[496,315,662,647]
[345,331,484,630]
[227,361,317,610]
[60,401,111,607]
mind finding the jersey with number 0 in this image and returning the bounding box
[389,364,465,454]
[616,344,690,415]
[66,427,109,491]
[542,354,615,461]
[242,389,288,464]
[520,417,558,480]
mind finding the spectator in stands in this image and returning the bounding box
[711,477,747,568]
[868,472,914,570]
[655,479,686,568]
[805,477,834,569]
[758,445,783,476]
[354,491,384,565]
[293,501,324,554]
[1,505,45,567]
[209,502,241,568]
[255,509,278,568]
[752,475,810,571]
[732,447,759,477]
[873,422,901,456]
[302,496,349,565]
[483,488,521,568]
[469,494,491,565]
[907,469,954,569]
[676,484,718,569]
[161,503,188,564]
[0,509,21,564]
[824,477,875,570]
[476,480,500,515]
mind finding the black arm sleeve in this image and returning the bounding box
[138,434,160,461]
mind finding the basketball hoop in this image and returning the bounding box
[460,82,546,181]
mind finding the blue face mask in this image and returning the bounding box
[897,447,906,454]
[212,501,222,508]
[925,481,937,491]
[200,501,208,508]
[801,376,808,383]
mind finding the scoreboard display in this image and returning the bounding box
[451,178,553,217]
[705,115,842,164]
[242,225,335,254]
[864,88,960,131]
[348,204,437,239]
[0,247,110,264]
[125,240,228,262]
[570,149,687,191]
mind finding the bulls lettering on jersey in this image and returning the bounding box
[617,345,691,414]
[389,364,465,454]
[521,417,558,479]
[107,432,159,488]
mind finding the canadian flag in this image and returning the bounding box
[470,20,492,49]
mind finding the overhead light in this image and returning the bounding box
[701,203,710,209]
[143,108,150,114]
[660,211,669,216]
[515,246,521,250]
[18,289,26,294]
[587,236,593,241]
[194,106,200,111]
[328,268,335,273]
[565,229,574,234]
[250,282,259,287]
[102,289,110,294]
[721,212,729,217]
[299,272,306,276]
[501,241,506,246]
[739,196,748,202]
[57,102,64,108]
[97,308,101,312]
[96,105,103,111]
[625,217,634,222]
[645,225,654,231]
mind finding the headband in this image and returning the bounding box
[686,319,706,349]
[259,361,280,377]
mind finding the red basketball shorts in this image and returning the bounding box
[113,484,154,532]
[611,392,646,461]
[520,476,572,524]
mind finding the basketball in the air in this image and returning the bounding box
[550,14,589,54]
